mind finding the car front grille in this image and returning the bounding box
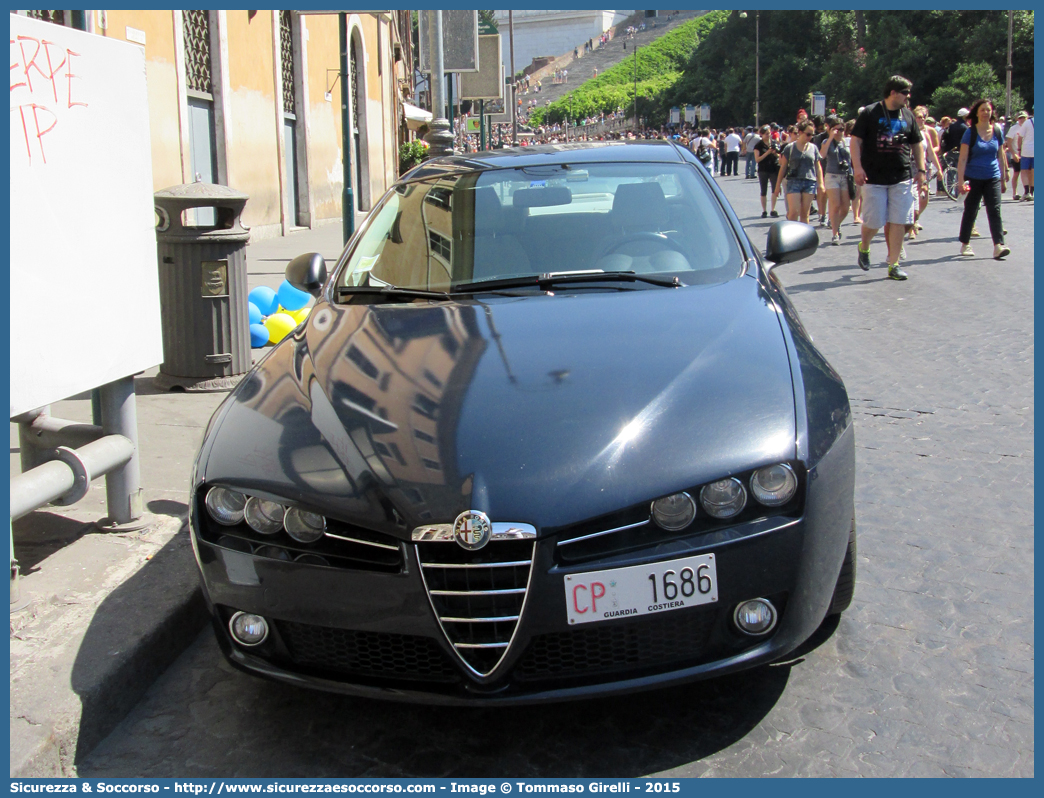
[416,540,535,677]
[276,621,460,683]
[514,607,718,682]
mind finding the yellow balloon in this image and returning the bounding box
[263,312,297,344]
[288,306,310,325]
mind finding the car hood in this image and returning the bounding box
[202,277,797,537]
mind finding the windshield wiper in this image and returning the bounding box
[336,284,450,301]
[452,270,683,293]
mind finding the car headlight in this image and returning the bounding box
[650,492,696,530]
[699,477,747,519]
[244,496,286,535]
[205,487,247,526]
[284,507,326,543]
[750,463,798,506]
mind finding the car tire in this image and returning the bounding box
[828,517,856,615]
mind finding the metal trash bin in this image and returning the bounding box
[154,182,251,391]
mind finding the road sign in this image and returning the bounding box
[418,10,479,73]
[487,78,513,123]
[461,34,503,100]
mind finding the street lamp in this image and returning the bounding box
[739,11,759,128]
[1005,10,1013,121]
[633,44,639,134]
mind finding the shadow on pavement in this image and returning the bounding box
[133,376,174,396]
[11,512,94,574]
[69,530,209,769]
[147,499,189,517]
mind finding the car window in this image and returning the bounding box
[337,162,742,292]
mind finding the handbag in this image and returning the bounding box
[837,143,856,199]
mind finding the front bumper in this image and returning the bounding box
[190,423,854,705]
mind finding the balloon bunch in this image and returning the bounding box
[247,280,313,347]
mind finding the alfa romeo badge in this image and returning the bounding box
[453,510,492,551]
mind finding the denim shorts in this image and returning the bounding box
[1021,156,1034,170]
[785,178,817,195]
[824,173,847,191]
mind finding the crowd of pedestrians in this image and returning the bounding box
[669,75,1032,282]
[451,73,1032,284]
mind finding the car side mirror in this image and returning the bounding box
[285,252,328,297]
[765,220,819,266]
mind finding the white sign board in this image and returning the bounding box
[685,105,696,123]
[670,107,681,124]
[9,16,163,417]
[812,93,827,117]
[700,104,711,122]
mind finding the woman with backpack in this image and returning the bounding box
[772,120,825,223]
[693,128,715,171]
[956,99,1011,260]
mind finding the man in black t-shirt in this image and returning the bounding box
[850,75,926,281]
[940,109,970,155]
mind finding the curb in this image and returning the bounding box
[10,516,210,777]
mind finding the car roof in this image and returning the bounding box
[403,141,692,181]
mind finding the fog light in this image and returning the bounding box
[700,477,747,519]
[229,611,269,646]
[244,496,285,535]
[205,487,247,526]
[284,507,326,543]
[733,598,777,635]
[650,492,696,530]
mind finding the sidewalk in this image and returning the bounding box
[9,220,347,777]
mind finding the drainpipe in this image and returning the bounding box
[340,12,354,244]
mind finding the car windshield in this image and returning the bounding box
[335,162,742,293]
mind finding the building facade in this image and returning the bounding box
[13,9,417,240]
[492,9,634,74]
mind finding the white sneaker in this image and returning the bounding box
[900,245,907,260]
[832,232,841,245]
[993,243,1011,260]
[959,243,974,257]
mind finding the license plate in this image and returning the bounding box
[564,554,718,626]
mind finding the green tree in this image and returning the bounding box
[529,10,1033,129]
[930,62,1023,118]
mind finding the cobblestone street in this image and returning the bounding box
[78,175,1034,778]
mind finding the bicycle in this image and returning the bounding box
[940,150,960,200]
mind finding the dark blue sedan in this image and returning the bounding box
[189,142,856,704]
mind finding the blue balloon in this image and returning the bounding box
[248,286,279,317]
[248,302,262,325]
[249,323,270,348]
[277,279,311,312]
